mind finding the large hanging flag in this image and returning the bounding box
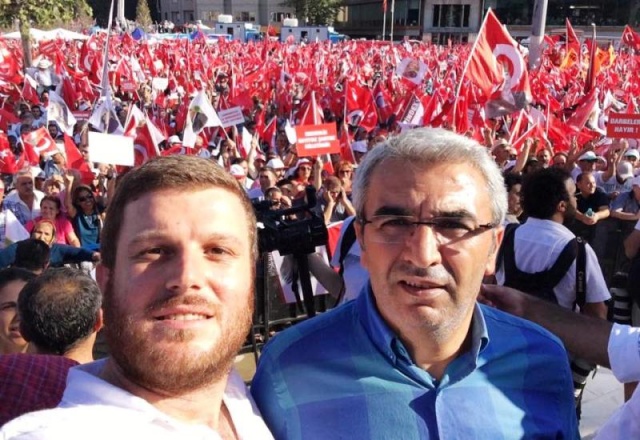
[462,9,531,118]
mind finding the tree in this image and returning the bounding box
[0,0,93,68]
[282,0,344,26]
[136,0,152,29]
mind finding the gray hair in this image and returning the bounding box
[13,168,34,186]
[352,127,507,225]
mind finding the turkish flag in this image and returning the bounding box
[565,19,581,56]
[0,133,21,174]
[621,25,640,50]
[0,40,21,82]
[464,9,531,116]
[0,108,19,132]
[344,81,378,132]
[133,124,160,166]
[338,121,355,164]
[63,134,94,184]
[22,76,41,105]
[299,91,324,126]
[22,127,58,164]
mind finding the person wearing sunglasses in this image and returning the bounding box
[252,128,578,438]
[65,184,104,251]
[334,160,354,198]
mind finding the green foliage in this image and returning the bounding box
[282,0,344,26]
[136,0,152,28]
[0,0,93,29]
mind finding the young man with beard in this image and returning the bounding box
[1,156,273,439]
[252,128,579,439]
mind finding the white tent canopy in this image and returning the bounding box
[1,28,89,41]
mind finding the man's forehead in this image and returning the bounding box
[367,160,489,214]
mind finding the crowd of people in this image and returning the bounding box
[0,17,639,439]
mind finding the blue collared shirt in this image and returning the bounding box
[252,284,579,440]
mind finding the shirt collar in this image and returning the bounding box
[356,283,490,365]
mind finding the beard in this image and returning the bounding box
[103,276,253,395]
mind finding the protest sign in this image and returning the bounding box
[218,106,246,128]
[294,123,340,157]
[88,132,134,166]
[607,113,640,139]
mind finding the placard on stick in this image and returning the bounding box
[88,132,134,166]
[607,113,640,139]
[294,123,340,157]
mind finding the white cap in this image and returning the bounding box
[168,135,181,144]
[617,161,635,181]
[578,151,597,161]
[266,158,285,169]
[624,149,640,160]
[229,164,246,178]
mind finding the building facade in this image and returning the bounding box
[156,0,295,28]
[334,0,636,40]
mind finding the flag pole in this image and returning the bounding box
[101,0,116,134]
[382,0,387,41]
[390,0,395,41]
[452,7,491,130]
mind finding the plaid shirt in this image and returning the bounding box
[0,354,78,426]
[252,285,580,439]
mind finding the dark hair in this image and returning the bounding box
[72,185,94,206]
[14,239,51,272]
[101,155,257,269]
[265,186,282,198]
[0,267,36,291]
[522,168,572,220]
[41,195,62,212]
[576,172,592,184]
[18,267,102,355]
[503,172,523,193]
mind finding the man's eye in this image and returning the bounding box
[435,219,472,232]
[380,217,413,228]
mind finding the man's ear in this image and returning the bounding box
[484,226,505,276]
[557,200,567,214]
[94,308,104,333]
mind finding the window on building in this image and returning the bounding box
[236,11,256,22]
[184,10,194,22]
[432,4,470,28]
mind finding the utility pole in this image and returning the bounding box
[529,0,548,69]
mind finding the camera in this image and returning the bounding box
[253,186,328,256]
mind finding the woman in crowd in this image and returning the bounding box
[26,196,80,247]
[0,268,36,355]
[334,161,355,198]
[65,185,104,251]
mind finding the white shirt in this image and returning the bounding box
[496,218,610,309]
[1,359,274,440]
[329,217,368,305]
[3,189,45,226]
[594,324,640,439]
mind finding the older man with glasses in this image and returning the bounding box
[251,127,579,439]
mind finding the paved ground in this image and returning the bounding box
[580,367,624,439]
[237,354,626,438]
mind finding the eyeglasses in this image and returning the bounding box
[360,215,497,245]
[299,166,312,171]
[77,196,94,203]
